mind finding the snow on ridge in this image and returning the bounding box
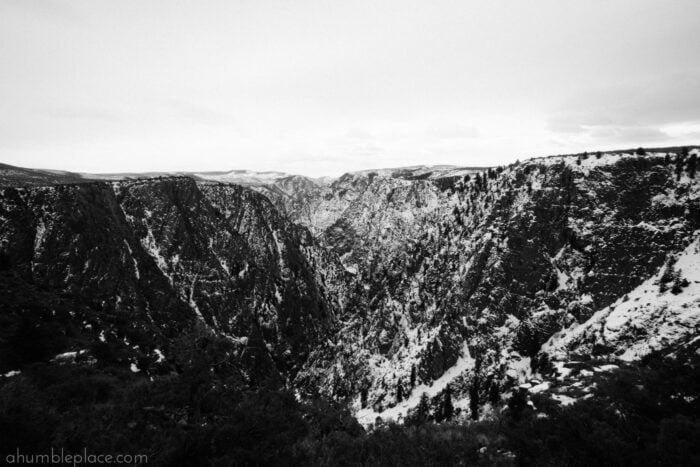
[33,219,47,253]
[140,226,172,285]
[527,151,671,171]
[123,239,140,279]
[542,234,700,363]
[355,340,475,427]
[194,170,291,185]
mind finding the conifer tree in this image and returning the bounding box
[688,153,697,179]
[469,380,480,420]
[671,270,685,295]
[415,392,430,425]
[676,153,685,181]
[443,386,454,420]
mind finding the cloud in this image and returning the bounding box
[345,128,372,140]
[1,0,81,23]
[586,125,668,143]
[42,106,121,123]
[158,99,235,126]
[547,73,700,141]
[426,123,480,140]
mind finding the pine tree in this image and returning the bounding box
[676,147,688,181]
[396,381,404,402]
[676,156,684,181]
[688,153,697,179]
[507,388,529,421]
[671,270,684,295]
[469,380,480,420]
[443,386,454,420]
[361,387,368,408]
[410,365,416,388]
[415,392,430,425]
[636,147,646,156]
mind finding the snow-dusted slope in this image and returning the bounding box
[2,147,699,428]
[542,234,700,363]
[0,177,341,381]
[193,169,292,185]
[0,162,93,186]
[292,148,700,425]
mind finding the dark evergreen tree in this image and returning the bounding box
[469,380,480,420]
[474,173,482,192]
[671,270,685,295]
[688,153,697,179]
[676,154,685,181]
[396,381,404,403]
[506,388,529,422]
[443,386,454,420]
[410,365,416,388]
[415,392,430,425]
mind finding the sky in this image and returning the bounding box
[1,0,700,177]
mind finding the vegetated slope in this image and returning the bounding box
[0,162,94,187]
[0,177,341,382]
[286,149,700,426]
[1,148,699,463]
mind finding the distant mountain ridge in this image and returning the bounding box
[0,162,491,188]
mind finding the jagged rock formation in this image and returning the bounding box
[1,149,699,428]
[0,177,342,384]
[277,150,700,425]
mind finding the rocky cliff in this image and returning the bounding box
[273,149,700,425]
[1,148,698,429]
[0,177,342,385]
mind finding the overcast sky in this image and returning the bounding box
[1,0,700,176]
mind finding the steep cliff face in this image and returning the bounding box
[284,150,700,424]
[0,177,339,382]
[2,151,698,428]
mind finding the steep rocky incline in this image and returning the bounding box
[1,149,698,428]
[286,149,700,425]
[0,177,342,383]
